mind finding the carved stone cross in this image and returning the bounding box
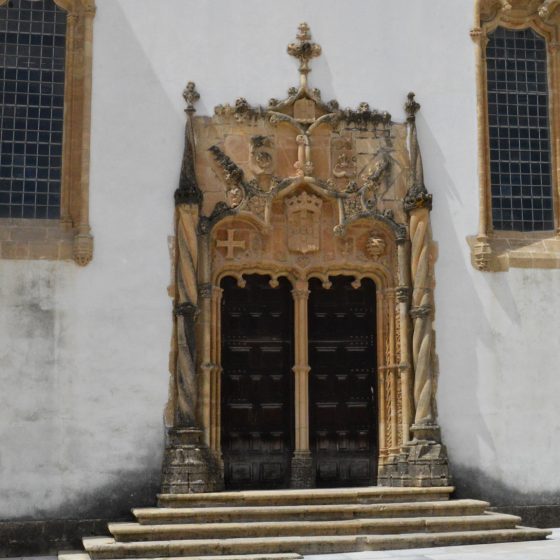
[216,229,246,259]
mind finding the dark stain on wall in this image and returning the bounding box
[452,464,560,528]
[0,467,161,556]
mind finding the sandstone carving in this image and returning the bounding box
[164,24,450,492]
[366,234,386,260]
[285,192,322,254]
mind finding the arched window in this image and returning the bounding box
[470,0,560,271]
[0,0,95,265]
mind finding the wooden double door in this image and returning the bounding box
[221,274,377,489]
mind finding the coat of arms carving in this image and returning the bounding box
[285,191,323,254]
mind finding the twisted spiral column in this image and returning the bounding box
[409,206,435,429]
[174,204,199,427]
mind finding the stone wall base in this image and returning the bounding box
[290,451,314,488]
[0,519,111,557]
[160,428,224,494]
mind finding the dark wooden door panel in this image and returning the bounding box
[221,274,294,490]
[309,275,378,487]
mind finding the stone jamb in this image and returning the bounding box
[470,0,560,271]
[0,0,96,266]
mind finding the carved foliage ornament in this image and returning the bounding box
[478,0,560,23]
[250,135,274,173]
[176,23,431,244]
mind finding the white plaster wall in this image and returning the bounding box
[1,0,559,518]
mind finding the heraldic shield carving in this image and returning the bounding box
[162,22,451,493]
[285,192,322,254]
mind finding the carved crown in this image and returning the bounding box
[285,191,323,213]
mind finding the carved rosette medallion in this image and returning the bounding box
[285,191,323,254]
[365,234,386,260]
[250,135,274,175]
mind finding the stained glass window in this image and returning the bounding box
[0,0,66,219]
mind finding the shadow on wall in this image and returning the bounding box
[415,113,496,469]
[416,116,560,531]
[0,2,175,555]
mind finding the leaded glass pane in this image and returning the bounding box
[0,0,66,219]
[486,27,554,232]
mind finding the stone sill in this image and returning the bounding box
[0,218,75,262]
[467,231,560,271]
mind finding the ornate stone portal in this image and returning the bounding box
[161,24,451,492]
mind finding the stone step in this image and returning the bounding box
[60,552,303,560]
[109,513,520,542]
[83,527,551,559]
[133,498,488,525]
[157,486,454,508]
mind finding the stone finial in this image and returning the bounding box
[287,23,322,88]
[175,82,203,206]
[296,21,312,42]
[405,92,421,122]
[183,82,200,114]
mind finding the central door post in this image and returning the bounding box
[290,279,314,488]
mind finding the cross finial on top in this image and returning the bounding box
[287,23,322,89]
[296,22,312,42]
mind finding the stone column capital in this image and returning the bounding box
[291,280,310,300]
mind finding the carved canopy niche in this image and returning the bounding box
[162,24,450,492]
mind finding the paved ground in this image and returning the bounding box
[8,531,560,560]
[305,528,560,559]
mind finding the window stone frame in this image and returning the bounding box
[470,0,560,271]
[0,0,96,266]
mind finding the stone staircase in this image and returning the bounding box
[59,486,550,560]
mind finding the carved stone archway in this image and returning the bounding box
[161,24,451,492]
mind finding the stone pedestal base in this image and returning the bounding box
[378,424,452,487]
[290,451,314,488]
[378,448,409,486]
[411,423,441,443]
[402,439,451,487]
[161,428,223,494]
